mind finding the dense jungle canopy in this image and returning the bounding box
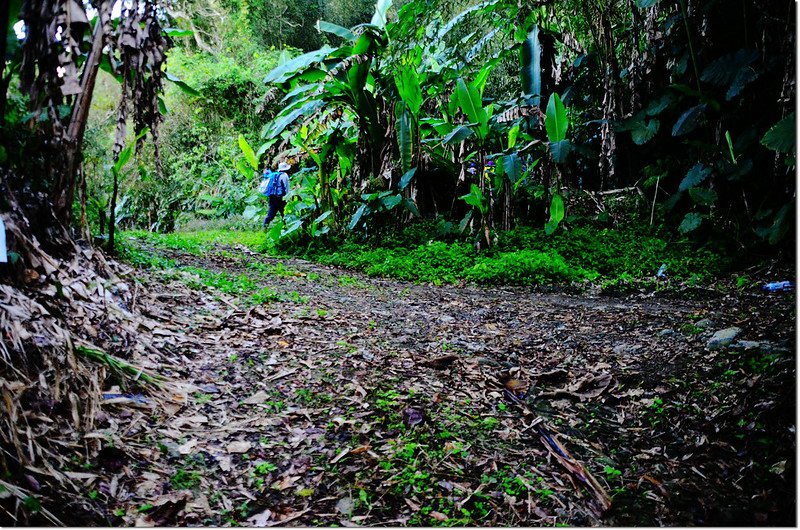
[0,0,795,252]
[0,0,796,526]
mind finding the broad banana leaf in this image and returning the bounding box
[280,83,317,104]
[437,0,499,39]
[508,124,520,149]
[381,194,403,210]
[442,125,474,145]
[544,193,564,235]
[456,78,488,136]
[264,46,334,84]
[545,92,567,143]
[502,153,523,184]
[336,142,355,176]
[238,135,258,170]
[263,100,325,139]
[399,168,417,190]
[317,20,355,41]
[165,72,201,97]
[466,28,501,63]
[395,68,422,117]
[460,184,488,215]
[548,139,571,163]
[474,57,501,96]
[371,0,392,29]
[348,203,369,229]
[520,24,541,105]
[398,105,414,174]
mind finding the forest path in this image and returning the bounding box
[106,237,794,526]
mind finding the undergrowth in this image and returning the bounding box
[293,221,731,287]
[119,221,732,288]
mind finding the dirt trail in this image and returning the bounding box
[90,240,794,526]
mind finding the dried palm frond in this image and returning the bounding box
[0,479,63,525]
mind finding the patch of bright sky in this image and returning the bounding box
[13,0,124,39]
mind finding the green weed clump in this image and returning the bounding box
[466,250,592,285]
[495,225,728,281]
[312,241,590,286]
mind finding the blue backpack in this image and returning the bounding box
[259,170,286,197]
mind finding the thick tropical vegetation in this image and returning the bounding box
[0,0,795,526]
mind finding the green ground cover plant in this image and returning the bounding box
[120,220,731,289]
[295,221,730,287]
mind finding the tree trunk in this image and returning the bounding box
[107,169,119,253]
[51,1,110,225]
[79,165,91,242]
[0,1,10,125]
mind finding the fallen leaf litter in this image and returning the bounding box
[0,238,794,526]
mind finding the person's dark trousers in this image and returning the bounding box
[263,195,286,226]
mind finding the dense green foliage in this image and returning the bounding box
[1,0,794,269]
[298,222,727,286]
[121,222,729,289]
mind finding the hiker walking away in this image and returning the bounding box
[261,161,291,227]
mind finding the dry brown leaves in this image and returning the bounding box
[1,237,795,526]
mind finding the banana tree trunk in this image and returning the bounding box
[52,1,110,225]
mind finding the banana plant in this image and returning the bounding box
[520,24,542,106]
[543,92,570,235]
[348,168,420,235]
[394,49,425,175]
[262,11,392,183]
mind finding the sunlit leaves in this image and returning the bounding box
[163,27,193,37]
[544,193,564,235]
[507,124,520,150]
[164,72,201,97]
[370,0,392,28]
[459,184,488,215]
[395,68,422,117]
[455,78,487,133]
[238,135,259,171]
[545,93,567,143]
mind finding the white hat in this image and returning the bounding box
[278,162,291,171]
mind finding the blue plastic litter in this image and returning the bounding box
[102,393,150,404]
[656,263,667,278]
[762,281,793,292]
